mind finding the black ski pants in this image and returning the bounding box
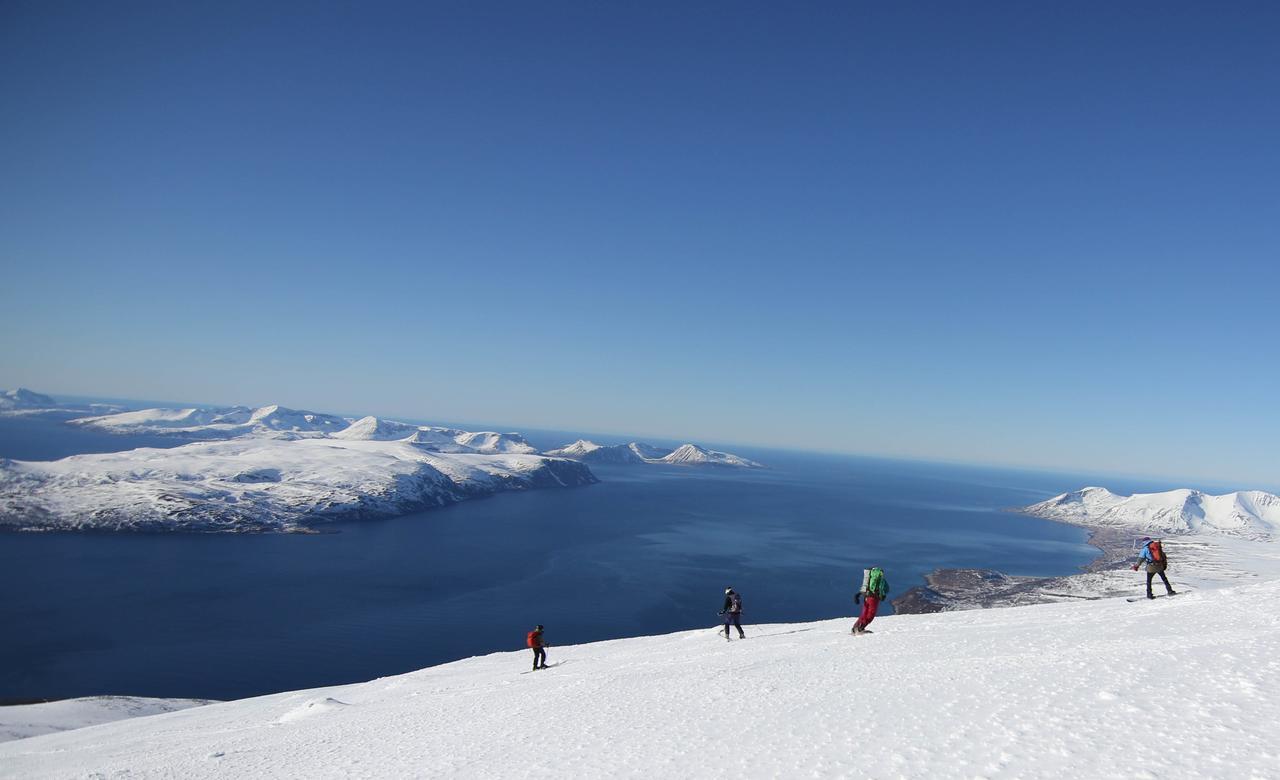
[723,612,744,638]
[532,647,546,669]
[1146,570,1173,596]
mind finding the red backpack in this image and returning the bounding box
[526,630,540,648]
[1149,540,1164,562]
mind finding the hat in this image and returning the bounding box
[725,587,733,594]
[535,624,543,630]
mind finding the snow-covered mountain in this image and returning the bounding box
[71,404,350,439]
[656,443,763,468]
[3,579,1277,778]
[0,388,56,410]
[545,440,762,468]
[0,438,596,532]
[330,416,424,441]
[333,416,537,454]
[544,440,646,464]
[1023,486,1280,539]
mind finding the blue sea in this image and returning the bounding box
[0,413,1176,702]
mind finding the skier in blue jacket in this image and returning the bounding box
[1132,537,1176,600]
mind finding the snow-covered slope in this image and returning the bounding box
[628,442,672,460]
[1024,486,1280,539]
[0,439,596,532]
[3,579,1278,778]
[544,440,646,464]
[70,404,350,438]
[0,388,56,410]
[656,443,764,468]
[0,697,213,743]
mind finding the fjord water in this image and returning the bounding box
[1,420,1104,702]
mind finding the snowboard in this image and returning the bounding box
[1127,592,1181,602]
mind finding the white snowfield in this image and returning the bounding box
[0,697,213,743]
[1025,486,1280,539]
[546,439,763,468]
[0,438,595,532]
[2,579,1278,779]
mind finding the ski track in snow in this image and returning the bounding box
[3,579,1280,778]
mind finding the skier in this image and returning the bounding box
[526,624,548,670]
[719,587,745,639]
[853,566,889,634]
[1132,537,1176,599]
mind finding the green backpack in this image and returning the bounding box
[866,566,889,598]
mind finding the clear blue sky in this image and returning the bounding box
[1,2,1277,487]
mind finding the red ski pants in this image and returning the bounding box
[855,595,880,629]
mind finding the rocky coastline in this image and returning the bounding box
[892,522,1138,614]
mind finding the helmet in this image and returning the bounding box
[535,624,543,630]
[725,587,733,594]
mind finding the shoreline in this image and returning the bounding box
[893,517,1140,614]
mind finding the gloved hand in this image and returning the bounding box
[718,610,724,615]
[1132,565,1139,571]
[854,593,862,604]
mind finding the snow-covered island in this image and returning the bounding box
[0,395,767,532]
[544,439,763,468]
[0,388,123,418]
[895,486,1280,613]
[0,401,591,532]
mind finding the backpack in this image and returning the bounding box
[729,593,742,613]
[867,567,888,598]
[1148,540,1164,563]
[526,630,540,648]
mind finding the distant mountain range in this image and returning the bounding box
[543,439,763,468]
[0,390,765,532]
[1023,486,1280,539]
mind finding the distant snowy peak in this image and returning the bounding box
[628,442,673,460]
[72,404,349,438]
[246,405,349,432]
[453,430,537,455]
[545,440,762,468]
[656,443,764,468]
[334,417,537,454]
[1023,486,1280,539]
[545,440,645,464]
[0,388,56,410]
[331,416,423,441]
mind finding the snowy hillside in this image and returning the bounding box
[0,388,55,410]
[1024,486,1280,539]
[71,404,351,438]
[0,439,596,532]
[545,440,762,468]
[3,579,1278,778]
[0,697,213,743]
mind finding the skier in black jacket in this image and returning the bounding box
[719,587,745,639]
